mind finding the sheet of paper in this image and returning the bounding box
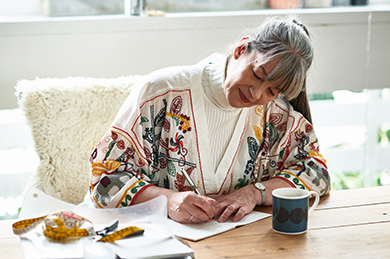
[19,188,76,220]
[167,211,271,241]
[233,210,271,226]
[17,188,193,259]
[20,233,85,259]
[109,229,193,259]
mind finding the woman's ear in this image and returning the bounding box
[233,37,250,59]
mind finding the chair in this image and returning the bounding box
[16,76,141,204]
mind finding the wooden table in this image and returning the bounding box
[1,186,389,259]
[187,185,390,258]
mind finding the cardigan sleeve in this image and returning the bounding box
[88,78,158,209]
[89,128,154,208]
[88,65,200,208]
[259,98,331,196]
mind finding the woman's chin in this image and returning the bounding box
[229,102,248,109]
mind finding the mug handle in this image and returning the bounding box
[308,191,320,215]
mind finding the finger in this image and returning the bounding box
[192,196,216,220]
[172,200,210,223]
[214,199,230,217]
[188,215,203,224]
[191,208,213,222]
[207,199,217,219]
[217,204,238,223]
[171,192,216,222]
[169,206,187,223]
[174,209,199,224]
[179,210,204,224]
[207,197,217,207]
[231,207,250,222]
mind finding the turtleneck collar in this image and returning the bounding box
[201,54,238,111]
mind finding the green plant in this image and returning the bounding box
[332,171,363,190]
[378,127,390,144]
[331,170,384,190]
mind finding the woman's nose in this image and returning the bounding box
[249,84,264,101]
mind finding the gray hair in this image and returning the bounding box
[247,18,313,101]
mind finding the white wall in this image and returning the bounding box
[0,0,41,16]
[0,6,389,109]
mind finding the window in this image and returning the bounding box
[1,0,388,18]
[0,109,39,219]
[309,89,390,190]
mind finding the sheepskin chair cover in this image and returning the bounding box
[16,76,141,204]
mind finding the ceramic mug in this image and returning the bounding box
[272,188,320,235]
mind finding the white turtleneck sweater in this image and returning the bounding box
[201,56,242,173]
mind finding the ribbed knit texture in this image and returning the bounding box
[202,56,242,173]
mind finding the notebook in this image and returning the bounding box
[167,211,271,241]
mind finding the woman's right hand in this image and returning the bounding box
[133,186,216,224]
[167,191,216,224]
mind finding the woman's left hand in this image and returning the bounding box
[214,185,259,223]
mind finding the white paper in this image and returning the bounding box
[167,211,271,241]
[19,188,76,220]
[109,228,193,259]
[20,233,84,259]
[18,188,270,258]
[21,232,117,259]
[17,188,193,259]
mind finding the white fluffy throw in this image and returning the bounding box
[16,76,141,204]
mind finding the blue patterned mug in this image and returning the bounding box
[272,188,320,235]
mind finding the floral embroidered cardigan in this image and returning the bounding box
[89,55,331,208]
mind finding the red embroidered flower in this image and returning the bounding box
[160,158,167,169]
[111,131,118,140]
[117,140,125,150]
[124,146,135,159]
[163,118,170,132]
[295,131,307,143]
[305,123,313,133]
[269,113,283,125]
[90,148,97,162]
[170,96,183,114]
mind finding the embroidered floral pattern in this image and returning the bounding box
[90,91,198,208]
[91,161,121,177]
[174,167,195,192]
[89,57,330,209]
[245,101,330,196]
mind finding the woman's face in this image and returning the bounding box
[224,45,281,108]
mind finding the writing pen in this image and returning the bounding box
[181,167,216,220]
[181,167,200,195]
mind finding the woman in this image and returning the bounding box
[89,17,331,224]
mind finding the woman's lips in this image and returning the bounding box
[239,89,250,103]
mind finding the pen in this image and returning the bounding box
[181,167,200,195]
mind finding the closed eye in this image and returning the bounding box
[253,70,264,82]
[268,88,275,96]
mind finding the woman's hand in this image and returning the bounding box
[214,185,259,223]
[167,191,217,224]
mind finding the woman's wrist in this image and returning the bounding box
[133,185,175,205]
[258,178,293,206]
[252,182,266,206]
